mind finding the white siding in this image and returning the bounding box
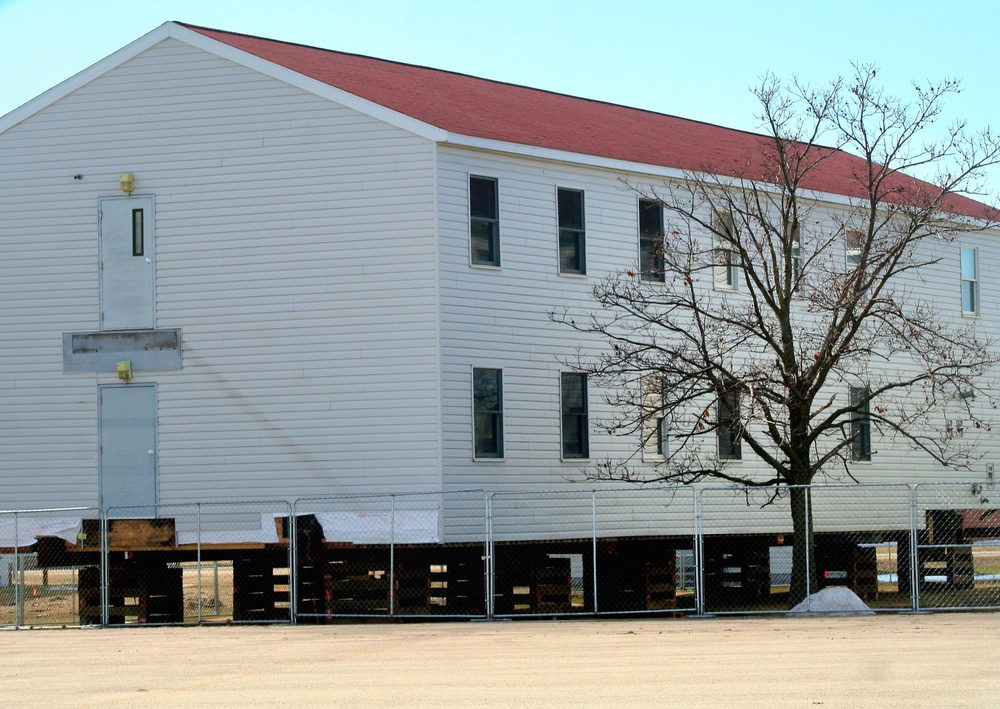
[0,38,441,509]
[435,145,1000,539]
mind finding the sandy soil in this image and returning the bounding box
[1,613,997,708]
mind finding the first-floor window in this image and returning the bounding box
[473,368,503,458]
[961,246,979,315]
[642,375,668,457]
[717,390,742,460]
[849,386,871,461]
[561,372,589,458]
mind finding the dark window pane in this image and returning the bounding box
[132,209,144,257]
[471,220,498,265]
[558,189,584,230]
[559,229,584,273]
[470,177,497,220]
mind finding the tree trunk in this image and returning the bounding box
[788,485,818,605]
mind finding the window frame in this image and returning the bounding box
[557,187,586,275]
[845,229,863,271]
[639,199,665,283]
[469,175,500,267]
[961,245,979,316]
[560,372,589,460]
[641,375,668,459]
[788,220,802,286]
[713,210,738,290]
[717,390,742,460]
[472,367,504,460]
[849,386,872,462]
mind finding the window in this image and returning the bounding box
[561,372,589,459]
[470,176,499,266]
[558,188,586,274]
[788,221,801,285]
[642,376,668,457]
[717,390,742,460]
[473,368,503,458]
[639,199,665,282]
[713,211,738,289]
[845,229,863,270]
[961,246,979,315]
[849,386,871,461]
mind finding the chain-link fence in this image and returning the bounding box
[293,491,489,620]
[103,501,293,626]
[0,507,97,628]
[3,482,999,628]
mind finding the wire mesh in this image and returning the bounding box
[593,487,697,614]
[913,483,1000,611]
[103,501,293,626]
[0,507,97,628]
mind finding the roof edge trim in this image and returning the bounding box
[0,23,174,134]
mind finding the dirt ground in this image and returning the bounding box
[1,613,998,708]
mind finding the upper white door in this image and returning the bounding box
[99,196,154,330]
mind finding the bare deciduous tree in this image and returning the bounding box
[556,66,1000,603]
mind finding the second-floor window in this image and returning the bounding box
[961,245,979,315]
[845,229,863,270]
[713,210,738,290]
[639,199,665,282]
[558,188,586,274]
[470,176,499,266]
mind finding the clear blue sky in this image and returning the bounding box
[2,0,998,190]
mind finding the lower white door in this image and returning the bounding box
[99,385,157,514]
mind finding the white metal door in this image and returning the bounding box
[99,385,157,513]
[99,196,154,330]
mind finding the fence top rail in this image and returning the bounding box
[489,485,700,498]
[0,506,97,515]
[698,482,918,493]
[105,500,294,514]
[294,489,487,504]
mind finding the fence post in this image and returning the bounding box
[591,490,599,615]
[289,503,298,625]
[909,485,920,612]
[805,485,812,602]
[389,496,396,617]
[694,488,705,615]
[13,512,20,629]
[99,510,108,627]
[196,503,203,624]
[486,492,494,620]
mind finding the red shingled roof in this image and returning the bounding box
[182,23,990,220]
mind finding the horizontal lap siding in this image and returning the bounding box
[435,146,1000,540]
[0,38,441,509]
